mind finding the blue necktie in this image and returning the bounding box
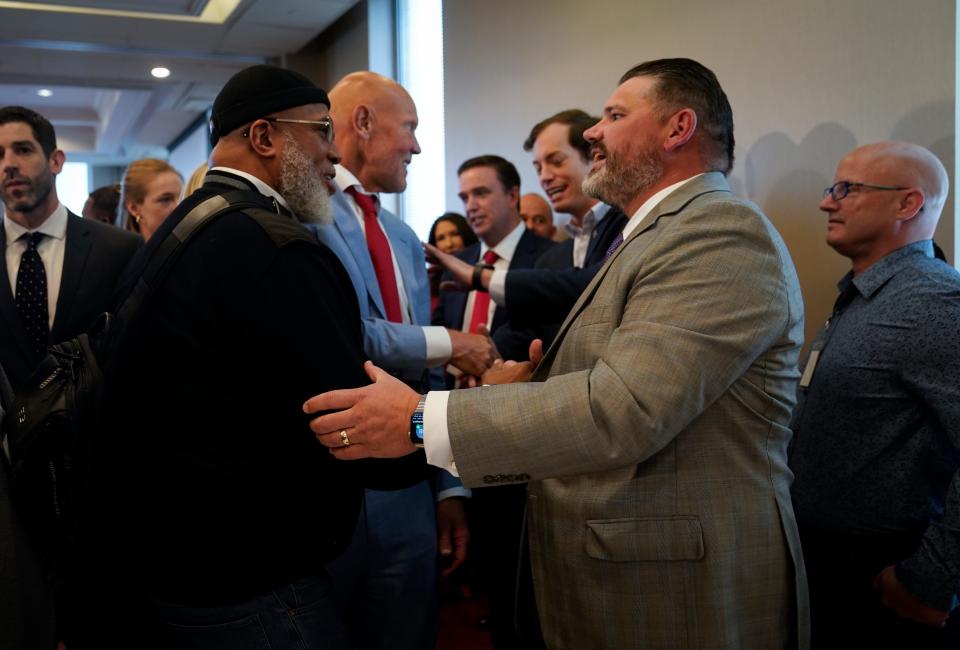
[16,232,49,357]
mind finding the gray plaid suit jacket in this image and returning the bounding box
[446,172,810,649]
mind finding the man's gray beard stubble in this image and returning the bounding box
[582,144,663,211]
[278,133,333,225]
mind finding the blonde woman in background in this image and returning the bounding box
[120,158,183,241]
[182,162,208,199]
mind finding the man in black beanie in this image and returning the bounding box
[72,64,425,649]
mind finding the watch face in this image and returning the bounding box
[411,421,425,444]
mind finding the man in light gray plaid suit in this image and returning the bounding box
[306,58,810,650]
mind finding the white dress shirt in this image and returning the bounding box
[423,175,703,475]
[4,202,68,330]
[566,202,612,268]
[335,165,451,366]
[209,166,291,211]
[459,221,525,332]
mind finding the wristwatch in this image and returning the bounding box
[472,263,494,292]
[409,395,427,448]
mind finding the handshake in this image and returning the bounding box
[427,240,541,385]
[447,326,499,380]
[304,337,544,461]
[450,326,544,387]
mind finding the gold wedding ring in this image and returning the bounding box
[339,429,351,446]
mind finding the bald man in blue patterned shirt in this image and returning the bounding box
[790,141,960,649]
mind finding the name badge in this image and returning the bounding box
[799,350,820,388]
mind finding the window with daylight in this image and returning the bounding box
[397,0,445,240]
[57,162,89,216]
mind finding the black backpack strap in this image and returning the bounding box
[114,190,268,324]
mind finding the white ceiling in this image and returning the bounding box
[0,0,357,164]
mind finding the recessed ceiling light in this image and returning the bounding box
[151,67,171,79]
[37,88,53,97]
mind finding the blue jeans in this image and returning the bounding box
[149,573,348,650]
[324,481,439,650]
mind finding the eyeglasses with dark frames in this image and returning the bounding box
[822,180,908,201]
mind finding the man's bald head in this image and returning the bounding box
[329,71,421,193]
[520,193,555,239]
[844,141,949,227]
[822,141,949,273]
[329,72,408,123]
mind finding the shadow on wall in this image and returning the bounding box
[741,106,955,353]
[891,100,954,266]
[741,123,857,353]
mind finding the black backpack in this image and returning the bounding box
[3,190,275,570]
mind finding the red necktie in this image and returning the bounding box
[346,187,403,323]
[466,249,499,334]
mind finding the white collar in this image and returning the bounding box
[481,220,526,263]
[209,166,290,210]
[565,201,612,238]
[621,174,703,240]
[4,202,68,247]
[334,164,377,200]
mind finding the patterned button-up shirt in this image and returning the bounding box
[789,240,960,609]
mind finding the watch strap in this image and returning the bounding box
[472,264,494,292]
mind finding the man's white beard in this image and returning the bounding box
[582,142,663,212]
[278,133,333,225]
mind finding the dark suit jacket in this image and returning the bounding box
[0,212,141,390]
[0,362,55,650]
[82,173,426,614]
[434,227,554,363]
[504,206,627,331]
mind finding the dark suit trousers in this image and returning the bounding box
[469,485,545,650]
[800,526,959,649]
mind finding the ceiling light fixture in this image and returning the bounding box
[151,67,171,79]
[37,88,53,97]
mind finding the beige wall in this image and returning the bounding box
[286,2,368,91]
[443,0,955,348]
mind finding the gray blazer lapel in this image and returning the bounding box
[51,212,91,341]
[535,173,731,376]
[332,190,387,319]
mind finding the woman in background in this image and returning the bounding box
[427,212,477,313]
[120,158,183,241]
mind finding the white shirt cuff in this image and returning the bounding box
[424,390,458,476]
[424,326,453,366]
[489,269,507,306]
